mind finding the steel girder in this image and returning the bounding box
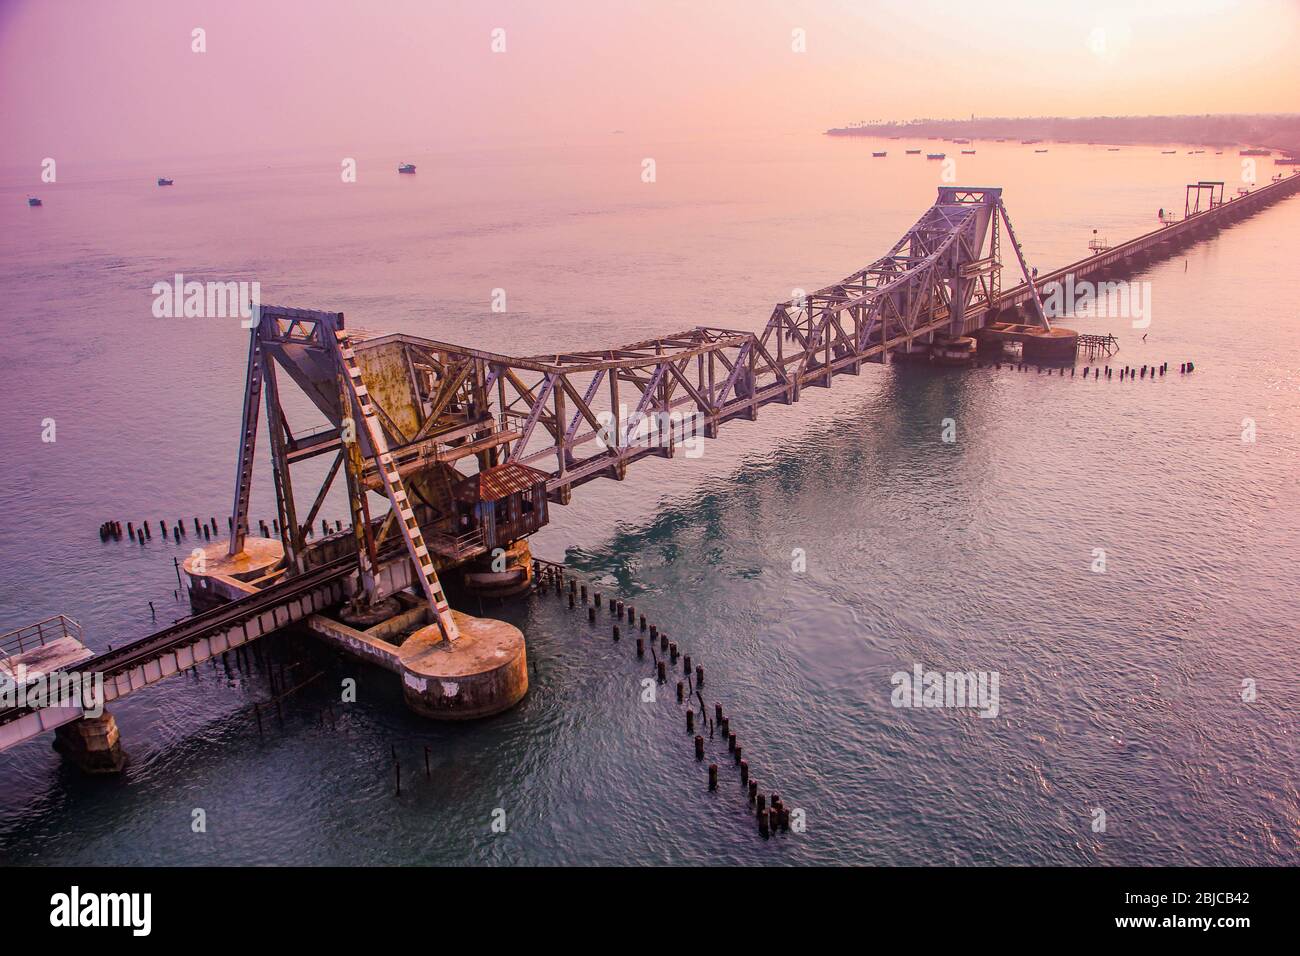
[230,189,1045,549]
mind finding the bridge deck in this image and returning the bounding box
[0,556,356,751]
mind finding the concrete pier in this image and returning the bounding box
[53,711,127,774]
[399,612,528,719]
[307,599,527,719]
[183,538,285,610]
[461,538,534,598]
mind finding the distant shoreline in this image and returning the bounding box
[825,114,1300,157]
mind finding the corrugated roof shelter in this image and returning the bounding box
[451,463,550,550]
[454,463,551,502]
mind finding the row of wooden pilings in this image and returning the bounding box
[531,558,793,839]
[98,515,348,545]
[982,360,1195,378]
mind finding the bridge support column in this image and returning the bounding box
[461,538,533,598]
[53,710,127,774]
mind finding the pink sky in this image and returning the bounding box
[2,0,1297,164]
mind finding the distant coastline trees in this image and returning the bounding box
[825,113,1300,153]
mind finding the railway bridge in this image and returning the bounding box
[4,172,1297,766]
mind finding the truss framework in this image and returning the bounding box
[227,187,1046,601]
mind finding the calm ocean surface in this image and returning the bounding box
[0,135,1296,865]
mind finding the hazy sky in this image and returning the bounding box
[2,0,1297,164]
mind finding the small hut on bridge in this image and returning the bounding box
[451,463,550,551]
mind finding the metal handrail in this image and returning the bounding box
[0,615,84,658]
[427,527,485,556]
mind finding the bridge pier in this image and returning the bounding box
[183,538,285,611]
[461,538,534,598]
[307,602,528,720]
[53,710,127,774]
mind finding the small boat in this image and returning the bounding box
[952,138,970,145]
[926,152,945,160]
[1021,139,1041,145]
[1107,147,1121,151]
[905,149,921,155]
[872,151,887,157]
[27,196,42,207]
[1161,150,1176,154]
[1239,148,1269,156]
[961,149,975,155]
[157,177,174,186]
[1034,149,1048,154]
[397,163,416,174]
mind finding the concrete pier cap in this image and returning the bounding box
[461,538,534,598]
[182,537,285,608]
[399,611,528,719]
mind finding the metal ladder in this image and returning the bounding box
[228,328,265,555]
[334,329,460,642]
